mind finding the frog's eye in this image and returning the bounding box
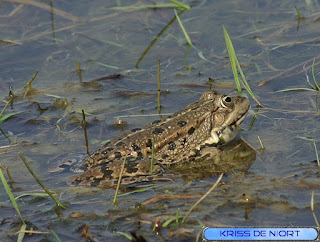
[221,95,233,108]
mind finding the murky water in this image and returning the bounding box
[0,0,320,241]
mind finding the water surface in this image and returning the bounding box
[0,0,320,241]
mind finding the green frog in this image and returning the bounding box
[69,91,251,187]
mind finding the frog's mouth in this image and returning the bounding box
[234,110,248,126]
[217,111,249,144]
[207,106,249,146]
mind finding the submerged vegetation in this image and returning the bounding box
[278,57,320,92]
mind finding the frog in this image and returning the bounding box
[68,90,251,187]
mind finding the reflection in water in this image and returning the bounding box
[171,139,256,180]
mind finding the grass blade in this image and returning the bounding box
[19,153,66,208]
[311,191,320,227]
[276,87,317,92]
[223,26,241,93]
[0,111,23,125]
[24,70,38,88]
[169,0,190,10]
[295,6,304,19]
[277,57,319,93]
[174,9,193,46]
[81,109,90,156]
[182,173,223,223]
[113,155,127,204]
[0,97,13,121]
[77,61,83,83]
[223,25,263,107]
[312,58,320,91]
[111,185,156,198]
[110,4,178,10]
[150,138,155,175]
[116,231,132,240]
[235,57,254,94]
[50,229,62,242]
[313,140,320,167]
[15,192,56,200]
[0,166,25,224]
[135,13,181,67]
[89,60,121,70]
[157,59,161,113]
[17,223,27,242]
[163,215,183,227]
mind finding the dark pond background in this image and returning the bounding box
[0,0,320,241]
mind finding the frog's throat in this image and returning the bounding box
[208,111,248,145]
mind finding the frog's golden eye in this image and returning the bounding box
[221,95,233,108]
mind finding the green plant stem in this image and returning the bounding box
[17,224,27,242]
[312,58,320,91]
[169,0,190,10]
[0,97,13,120]
[150,138,155,175]
[311,191,320,227]
[111,4,178,10]
[0,165,25,224]
[24,70,38,88]
[294,6,304,19]
[82,109,89,155]
[313,140,320,167]
[77,61,83,83]
[223,25,241,93]
[19,153,66,208]
[113,155,127,204]
[136,11,183,67]
[223,25,263,107]
[157,59,161,113]
[174,9,193,46]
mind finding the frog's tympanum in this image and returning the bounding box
[69,91,254,187]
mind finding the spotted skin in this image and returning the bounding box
[69,91,250,187]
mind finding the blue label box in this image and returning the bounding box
[203,227,318,240]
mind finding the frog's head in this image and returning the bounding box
[210,93,250,144]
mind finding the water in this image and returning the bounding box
[0,0,320,241]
